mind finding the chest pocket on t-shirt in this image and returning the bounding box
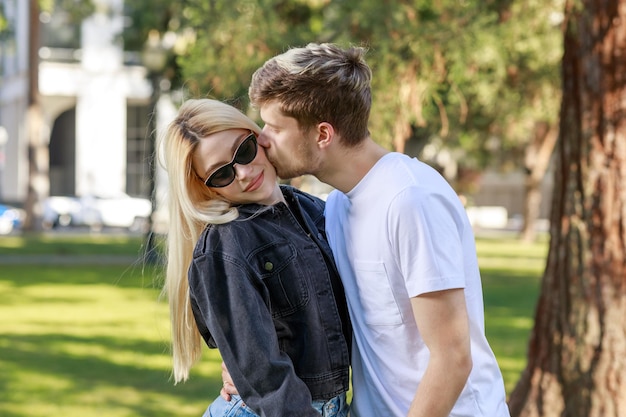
[250,242,310,318]
[354,260,403,326]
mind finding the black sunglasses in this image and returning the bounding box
[203,132,258,188]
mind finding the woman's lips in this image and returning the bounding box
[245,172,264,192]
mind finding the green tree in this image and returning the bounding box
[323,0,562,236]
[178,0,324,102]
[122,0,563,236]
[122,0,186,87]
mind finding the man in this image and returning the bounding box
[242,43,510,417]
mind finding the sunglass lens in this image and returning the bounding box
[207,166,235,187]
[235,135,257,164]
[205,133,257,188]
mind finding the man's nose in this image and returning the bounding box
[256,130,270,148]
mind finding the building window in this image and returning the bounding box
[126,104,151,198]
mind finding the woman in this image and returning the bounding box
[158,98,351,417]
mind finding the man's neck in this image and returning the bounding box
[318,138,389,193]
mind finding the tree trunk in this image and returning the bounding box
[520,122,558,243]
[23,0,48,231]
[508,0,626,416]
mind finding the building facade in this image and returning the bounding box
[0,0,29,202]
[0,0,156,207]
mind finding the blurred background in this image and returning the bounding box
[0,1,571,416]
[0,0,564,242]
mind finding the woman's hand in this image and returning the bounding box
[220,361,239,401]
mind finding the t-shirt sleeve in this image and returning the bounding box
[387,187,467,297]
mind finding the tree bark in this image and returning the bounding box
[23,0,49,231]
[508,0,626,416]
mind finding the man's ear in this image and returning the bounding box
[316,122,335,149]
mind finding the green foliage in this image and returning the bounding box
[122,0,183,51]
[177,0,324,100]
[0,0,6,32]
[119,0,564,179]
[322,0,563,171]
[4,0,564,176]
[43,0,95,22]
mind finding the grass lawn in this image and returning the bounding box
[476,233,548,394]
[0,234,220,417]
[0,231,548,415]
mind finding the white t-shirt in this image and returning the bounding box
[325,152,510,417]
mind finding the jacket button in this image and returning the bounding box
[264,261,274,271]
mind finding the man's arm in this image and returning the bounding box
[407,288,472,417]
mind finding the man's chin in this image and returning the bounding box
[267,158,302,180]
[276,171,299,181]
[276,166,308,181]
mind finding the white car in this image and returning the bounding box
[84,193,152,231]
[42,193,152,232]
[42,196,83,228]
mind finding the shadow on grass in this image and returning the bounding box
[0,264,162,289]
[481,266,542,394]
[0,263,221,417]
[1,233,546,407]
[0,234,147,256]
[0,332,223,417]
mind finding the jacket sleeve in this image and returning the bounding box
[188,250,320,417]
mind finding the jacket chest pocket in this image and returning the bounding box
[250,242,310,318]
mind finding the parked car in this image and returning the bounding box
[42,193,152,232]
[0,204,25,235]
[84,193,152,231]
[42,196,83,228]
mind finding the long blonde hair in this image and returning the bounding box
[157,98,261,383]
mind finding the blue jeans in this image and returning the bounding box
[204,393,349,417]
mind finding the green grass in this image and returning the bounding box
[0,233,148,256]
[0,236,221,417]
[476,233,548,394]
[0,232,548,415]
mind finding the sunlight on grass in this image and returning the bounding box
[476,234,547,395]
[0,233,549,414]
[488,315,534,330]
[0,237,26,249]
[0,234,148,256]
[0,262,224,417]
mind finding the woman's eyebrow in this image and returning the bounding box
[203,131,251,175]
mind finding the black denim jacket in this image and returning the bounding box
[188,186,351,416]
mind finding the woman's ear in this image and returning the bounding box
[316,122,335,149]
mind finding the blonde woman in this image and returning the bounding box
[158,98,351,417]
